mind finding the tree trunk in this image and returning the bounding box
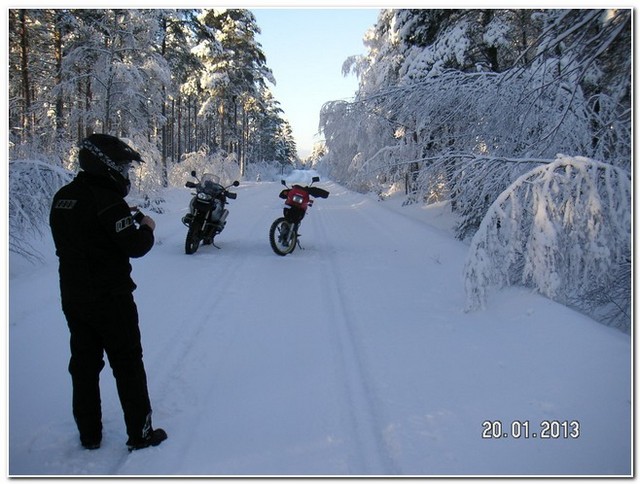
[54,13,65,142]
[160,16,168,187]
[19,10,31,141]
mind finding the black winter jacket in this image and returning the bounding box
[50,171,154,302]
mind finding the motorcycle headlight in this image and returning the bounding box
[197,192,213,201]
[292,194,305,204]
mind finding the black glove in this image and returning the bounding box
[132,210,145,224]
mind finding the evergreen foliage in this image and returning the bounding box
[8,8,297,261]
[9,8,297,171]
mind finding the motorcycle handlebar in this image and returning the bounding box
[185,179,239,191]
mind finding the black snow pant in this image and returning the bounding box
[62,293,152,445]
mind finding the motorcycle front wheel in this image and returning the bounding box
[185,224,201,254]
[269,217,297,256]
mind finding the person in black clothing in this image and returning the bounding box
[50,134,167,451]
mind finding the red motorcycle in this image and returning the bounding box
[269,176,329,256]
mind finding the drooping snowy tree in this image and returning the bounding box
[318,9,631,329]
[8,160,73,261]
[464,155,631,331]
[319,8,631,237]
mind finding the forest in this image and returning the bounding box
[8,9,632,331]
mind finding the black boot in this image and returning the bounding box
[79,428,102,450]
[126,428,167,451]
[81,437,101,450]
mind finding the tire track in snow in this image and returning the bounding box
[311,183,401,475]
[154,256,277,466]
[117,181,401,474]
[114,184,273,473]
[146,240,248,389]
[127,254,248,473]
[144,183,269,395]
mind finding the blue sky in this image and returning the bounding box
[251,8,380,159]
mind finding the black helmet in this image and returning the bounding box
[79,134,144,195]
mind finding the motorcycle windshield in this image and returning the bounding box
[201,173,221,185]
[200,174,223,196]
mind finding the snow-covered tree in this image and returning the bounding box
[8,8,296,259]
[59,9,171,137]
[193,8,276,175]
[167,147,240,188]
[9,8,291,176]
[241,88,297,167]
[8,160,73,261]
[320,9,632,330]
[9,9,76,160]
[464,155,631,331]
[306,142,328,169]
[320,8,631,240]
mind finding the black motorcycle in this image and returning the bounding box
[269,176,329,256]
[182,170,239,254]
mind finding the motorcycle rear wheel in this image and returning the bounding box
[185,224,201,254]
[269,217,296,256]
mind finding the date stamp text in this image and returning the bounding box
[482,420,580,439]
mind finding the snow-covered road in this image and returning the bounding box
[9,177,631,476]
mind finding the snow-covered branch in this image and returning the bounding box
[9,160,73,261]
[464,155,631,331]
